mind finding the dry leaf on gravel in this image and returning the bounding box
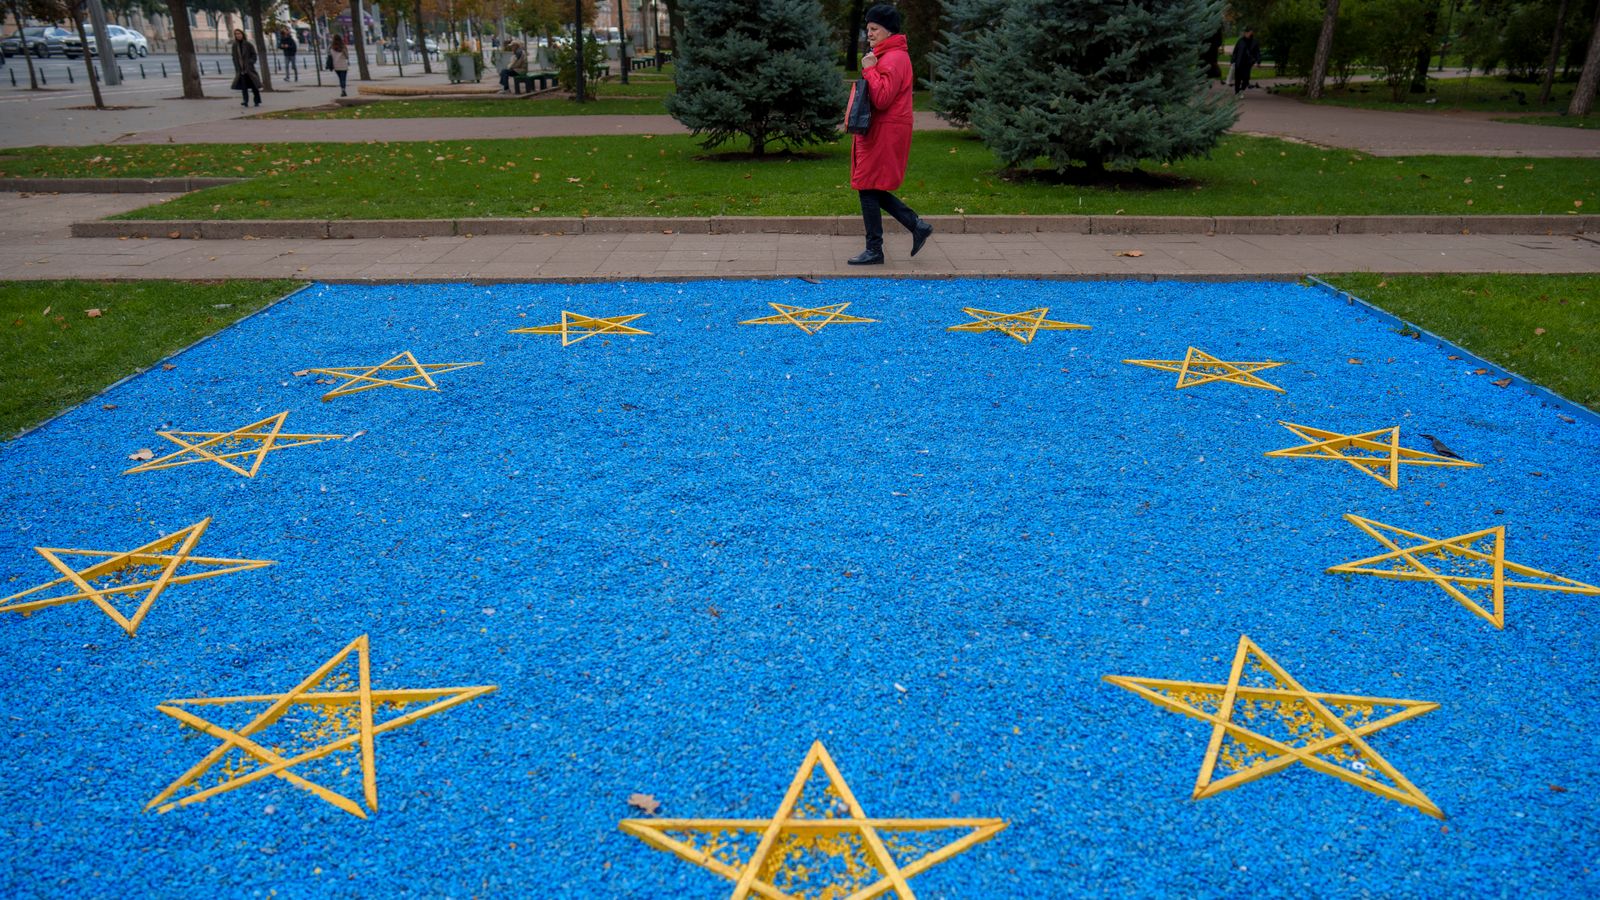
[292,370,310,377]
[101,404,117,411]
[127,448,154,461]
[1491,378,1513,388]
[1557,415,1576,424]
[162,363,177,371]
[1472,368,1488,375]
[1348,358,1362,365]
[627,793,661,815]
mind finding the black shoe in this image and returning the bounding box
[911,221,933,257]
[847,249,884,266]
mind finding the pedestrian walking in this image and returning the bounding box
[1231,27,1261,95]
[328,33,350,97]
[497,39,527,93]
[230,28,263,108]
[278,27,299,82]
[847,4,932,266]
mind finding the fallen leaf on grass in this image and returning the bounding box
[127,448,154,461]
[1534,327,1546,335]
[41,306,51,316]
[1491,377,1512,388]
[627,794,661,816]
[1114,250,1144,257]
[85,309,103,318]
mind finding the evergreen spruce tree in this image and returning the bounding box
[928,0,1009,128]
[666,0,846,155]
[969,0,1237,175]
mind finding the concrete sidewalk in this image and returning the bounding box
[5,192,1594,281]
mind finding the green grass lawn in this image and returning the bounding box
[265,85,930,119]
[1,133,1593,220]
[1324,273,1600,410]
[1271,74,1586,113]
[0,280,303,438]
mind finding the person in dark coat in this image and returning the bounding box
[847,4,932,266]
[1231,28,1261,95]
[278,27,299,82]
[231,28,262,107]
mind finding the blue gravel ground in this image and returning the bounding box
[0,278,1597,898]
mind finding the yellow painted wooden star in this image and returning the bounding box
[0,518,272,637]
[740,303,877,334]
[1329,514,1600,629]
[620,741,1007,899]
[509,310,650,345]
[1266,421,1480,489]
[1123,346,1286,392]
[946,307,1090,344]
[123,411,343,478]
[307,350,482,401]
[1106,635,1443,818]
[148,635,497,818]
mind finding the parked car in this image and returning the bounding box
[382,35,440,56]
[1,26,71,58]
[61,25,148,59]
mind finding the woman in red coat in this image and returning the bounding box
[848,5,933,265]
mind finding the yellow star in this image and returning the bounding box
[1329,514,1600,629]
[123,411,343,478]
[509,310,650,345]
[740,303,877,334]
[307,350,482,401]
[620,741,1007,900]
[147,635,496,818]
[0,517,272,636]
[1106,635,1443,819]
[1266,421,1480,489]
[1123,346,1286,392]
[946,307,1090,344]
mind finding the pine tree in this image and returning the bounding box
[968,0,1238,175]
[665,0,846,155]
[928,0,1009,128]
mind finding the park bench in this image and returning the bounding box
[510,71,558,94]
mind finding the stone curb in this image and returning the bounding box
[66,214,1600,240]
[2,177,245,193]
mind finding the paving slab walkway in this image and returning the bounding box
[5,192,1595,280]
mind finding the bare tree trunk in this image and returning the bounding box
[5,1,39,89]
[414,0,432,73]
[1570,6,1600,116]
[249,0,274,90]
[165,0,205,97]
[1410,5,1439,92]
[1305,0,1340,100]
[69,9,106,108]
[1540,0,1572,105]
[351,0,371,79]
[846,0,864,71]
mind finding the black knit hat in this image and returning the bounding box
[864,4,902,34]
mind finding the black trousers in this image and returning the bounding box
[239,84,261,104]
[858,189,920,253]
[1232,64,1253,93]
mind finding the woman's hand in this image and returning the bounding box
[861,52,877,69]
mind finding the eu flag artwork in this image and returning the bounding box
[0,278,1595,898]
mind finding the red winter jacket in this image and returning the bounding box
[850,33,914,192]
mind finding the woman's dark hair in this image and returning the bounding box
[864,4,902,35]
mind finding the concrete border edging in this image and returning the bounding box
[64,214,1599,240]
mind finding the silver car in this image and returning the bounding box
[61,25,148,59]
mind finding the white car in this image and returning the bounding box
[61,25,148,59]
